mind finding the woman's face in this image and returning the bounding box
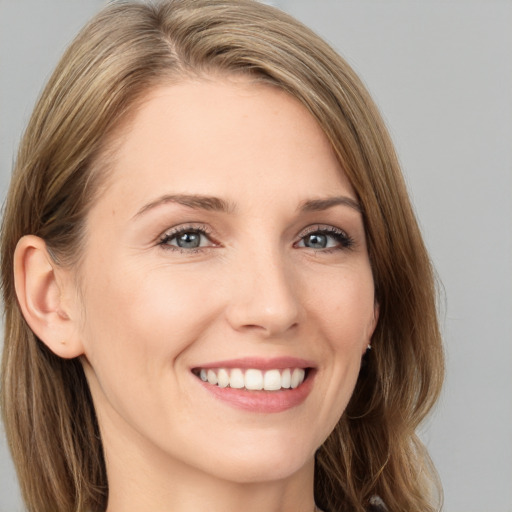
[75,78,377,484]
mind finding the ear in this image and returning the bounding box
[13,235,84,359]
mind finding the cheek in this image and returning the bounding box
[78,258,221,382]
[77,259,225,442]
[306,268,375,428]
[311,268,376,349]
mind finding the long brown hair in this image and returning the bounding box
[1,1,444,511]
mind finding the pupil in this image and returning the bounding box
[177,232,200,248]
[306,233,327,248]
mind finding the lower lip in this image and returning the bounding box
[195,371,315,413]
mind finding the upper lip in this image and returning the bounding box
[192,356,315,371]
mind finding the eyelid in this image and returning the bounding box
[160,223,213,239]
[297,224,350,239]
[299,224,343,234]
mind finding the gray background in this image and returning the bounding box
[1,1,511,511]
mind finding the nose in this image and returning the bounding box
[225,247,300,337]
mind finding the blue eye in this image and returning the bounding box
[160,227,213,250]
[303,233,331,249]
[296,227,354,251]
[174,231,202,248]
[159,224,353,253]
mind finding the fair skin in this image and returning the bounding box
[15,78,377,512]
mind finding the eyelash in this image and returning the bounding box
[296,225,355,253]
[159,224,216,253]
[158,224,355,254]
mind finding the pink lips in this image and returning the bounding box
[192,357,316,413]
[195,356,315,370]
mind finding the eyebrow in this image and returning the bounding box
[134,194,236,218]
[134,193,361,218]
[298,196,362,213]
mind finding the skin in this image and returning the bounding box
[17,78,378,512]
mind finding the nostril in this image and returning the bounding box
[224,268,301,336]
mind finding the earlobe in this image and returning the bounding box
[13,235,84,359]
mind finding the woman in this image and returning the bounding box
[0,1,444,511]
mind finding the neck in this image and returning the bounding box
[101,411,316,512]
[106,451,316,512]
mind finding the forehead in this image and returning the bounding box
[91,78,355,218]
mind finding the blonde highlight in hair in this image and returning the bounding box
[1,1,444,511]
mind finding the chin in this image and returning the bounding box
[210,453,313,484]
[187,431,318,484]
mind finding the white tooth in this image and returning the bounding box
[291,368,305,389]
[263,369,282,391]
[207,369,218,385]
[217,368,229,388]
[281,368,291,389]
[229,368,244,389]
[245,369,263,390]
[199,369,207,382]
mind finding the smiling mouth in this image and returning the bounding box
[192,367,310,391]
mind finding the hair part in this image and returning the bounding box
[1,1,444,511]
